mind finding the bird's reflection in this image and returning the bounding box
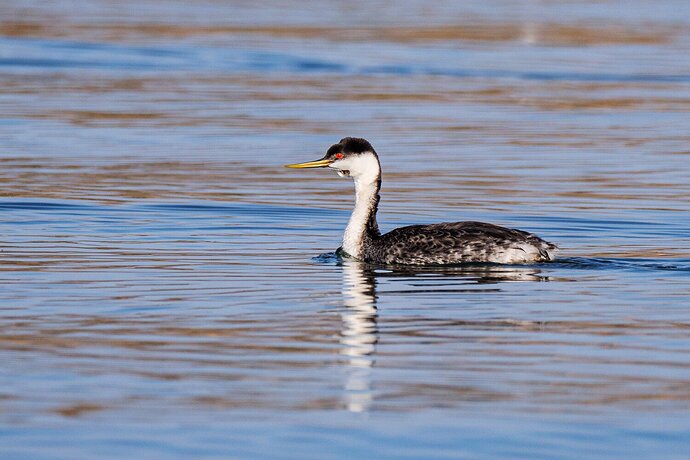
[338,260,548,412]
[340,260,378,413]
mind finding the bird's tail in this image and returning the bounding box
[539,242,559,261]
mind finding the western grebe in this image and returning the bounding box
[286,137,558,265]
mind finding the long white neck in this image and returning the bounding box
[341,157,381,259]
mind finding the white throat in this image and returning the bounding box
[331,153,380,259]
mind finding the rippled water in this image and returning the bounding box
[2,1,690,458]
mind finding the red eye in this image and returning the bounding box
[335,153,344,159]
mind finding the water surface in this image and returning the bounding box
[1,1,690,458]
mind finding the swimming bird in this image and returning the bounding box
[286,137,557,265]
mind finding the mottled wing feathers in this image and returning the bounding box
[367,221,557,265]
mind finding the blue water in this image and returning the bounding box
[2,0,690,458]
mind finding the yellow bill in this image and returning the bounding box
[285,158,333,169]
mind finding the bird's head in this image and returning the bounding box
[286,137,380,183]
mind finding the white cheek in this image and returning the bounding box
[329,158,351,170]
[328,153,379,181]
[329,158,353,178]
